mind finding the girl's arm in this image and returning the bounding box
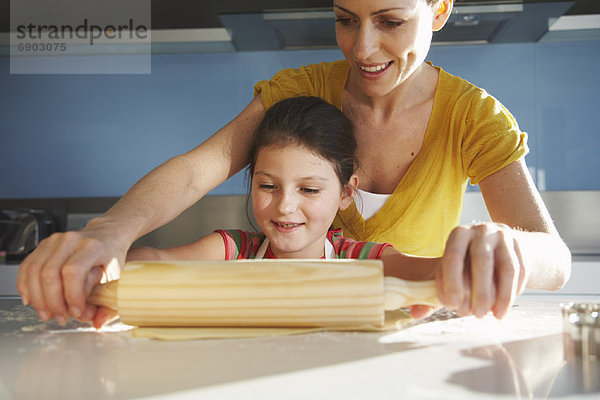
[379,246,438,281]
[126,232,227,262]
[17,96,265,326]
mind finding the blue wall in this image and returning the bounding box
[428,40,600,191]
[1,40,599,198]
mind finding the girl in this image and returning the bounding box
[127,96,428,273]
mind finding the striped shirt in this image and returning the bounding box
[215,228,391,260]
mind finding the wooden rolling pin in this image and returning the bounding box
[89,259,441,328]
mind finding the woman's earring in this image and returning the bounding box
[437,2,447,15]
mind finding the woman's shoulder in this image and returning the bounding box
[431,63,489,102]
[254,60,349,109]
[425,66,527,184]
[430,63,518,127]
[274,60,349,79]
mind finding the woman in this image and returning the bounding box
[17,0,571,328]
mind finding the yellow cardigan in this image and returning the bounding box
[254,60,528,256]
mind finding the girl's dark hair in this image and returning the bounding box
[247,96,358,188]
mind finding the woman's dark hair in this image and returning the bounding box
[247,96,358,188]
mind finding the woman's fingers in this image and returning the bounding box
[60,238,109,319]
[468,226,497,318]
[17,228,124,325]
[19,233,77,322]
[78,265,119,327]
[39,233,90,324]
[26,262,51,321]
[455,266,473,317]
[76,265,107,324]
[491,235,523,319]
[438,226,472,309]
[439,223,526,319]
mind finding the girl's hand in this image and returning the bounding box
[408,304,438,319]
[436,222,528,319]
[16,222,125,327]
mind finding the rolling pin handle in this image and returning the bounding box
[383,277,442,311]
[88,280,118,311]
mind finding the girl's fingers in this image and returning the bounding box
[409,305,438,320]
[93,306,119,329]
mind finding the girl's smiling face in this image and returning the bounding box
[334,0,446,98]
[251,144,355,259]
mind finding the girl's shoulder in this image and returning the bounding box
[328,229,392,260]
[214,229,266,260]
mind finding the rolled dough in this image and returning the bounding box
[131,309,413,341]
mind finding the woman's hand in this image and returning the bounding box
[16,220,126,327]
[436,222,528,319]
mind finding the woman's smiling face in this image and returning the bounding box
[334,0,440,98]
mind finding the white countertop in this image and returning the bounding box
[1,295,599,400]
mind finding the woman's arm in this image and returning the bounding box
[100,95,265,247]
[437,159,571,319]
[17,96,265,326]
[478,159,571,289]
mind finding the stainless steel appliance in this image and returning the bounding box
[0,208,54,261]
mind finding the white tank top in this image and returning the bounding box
[255,237,335,259]
[355,189,391,220]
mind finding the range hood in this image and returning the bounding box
[219,1,580,51]
[434,1,575,44]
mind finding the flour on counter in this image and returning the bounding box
[1,301,132,335]
[20,319,132,334]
